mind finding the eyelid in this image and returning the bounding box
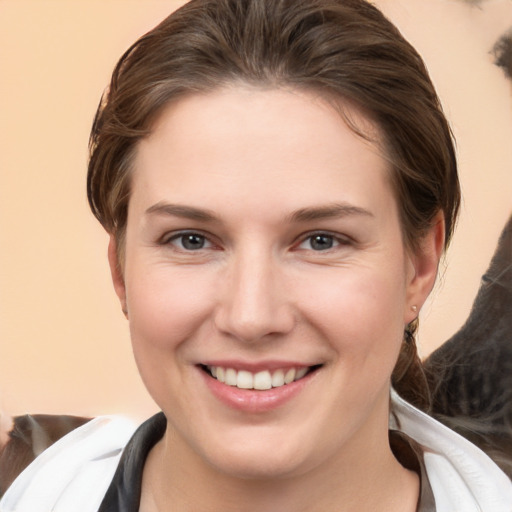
[160,229,217,250]
[294,230,354,250]
[157,229,353,252]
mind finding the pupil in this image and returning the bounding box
[311,235,333,250]
[182,234,204,250]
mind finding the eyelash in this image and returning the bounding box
[295,231,352,252]
[160,230,352,253]
[162,231,214,251]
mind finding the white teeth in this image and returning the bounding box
[254,371,272,390]
[284,368,296,384]
[295,367,308,380]
[216,367,225,383]
[207,365,311,390]
[237,370,254,389]
[225,368,237,386]
[271,369,285,387]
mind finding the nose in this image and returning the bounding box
[213,249,295,343]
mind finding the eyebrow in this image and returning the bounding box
[145,202,218,222]
[289,203,374,223]
[145,201,373,223]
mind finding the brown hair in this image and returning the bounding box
[87,0,461,412]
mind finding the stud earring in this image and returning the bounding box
[411,305,418,313]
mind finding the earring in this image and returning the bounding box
[411,305,418,313]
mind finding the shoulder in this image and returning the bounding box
[391,390,512,512]
[0,415,137,512]
[0,413,91,495]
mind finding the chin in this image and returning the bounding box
[194,426,321,481]
[211,450,309,481]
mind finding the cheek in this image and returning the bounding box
[298,265,407,363]
[125,264,216,352]
[124,265,218,410]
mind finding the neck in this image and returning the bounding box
[140,423,419,512]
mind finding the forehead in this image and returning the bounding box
[130,86,394,217]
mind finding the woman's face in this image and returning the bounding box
[111,87,439,480]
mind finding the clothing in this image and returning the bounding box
[1,391,511,511]
[98,414,437,512]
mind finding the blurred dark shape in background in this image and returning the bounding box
[425,214,512,478]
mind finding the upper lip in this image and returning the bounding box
[199,360,321,372]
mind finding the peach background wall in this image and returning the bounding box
[1,0,511,421]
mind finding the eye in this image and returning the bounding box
[307,234,336,251]
[308,234,335,251]
[167,232,211,251]
[297,232,349,251]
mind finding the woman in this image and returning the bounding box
[1,0,511,510]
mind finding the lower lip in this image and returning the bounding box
[199,368,315,413]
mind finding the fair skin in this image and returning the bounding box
[109,86,444,512]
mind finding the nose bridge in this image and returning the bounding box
[214,241,294,342]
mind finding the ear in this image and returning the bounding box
[404,211,445,324]
[108,235,128,318]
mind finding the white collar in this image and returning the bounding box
[391,389,512,511]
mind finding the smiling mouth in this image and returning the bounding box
[200,365,321,391]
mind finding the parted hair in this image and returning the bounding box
[87,0,461,412]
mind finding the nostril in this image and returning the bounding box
[213,305,296,343]
[213,265,295,342]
